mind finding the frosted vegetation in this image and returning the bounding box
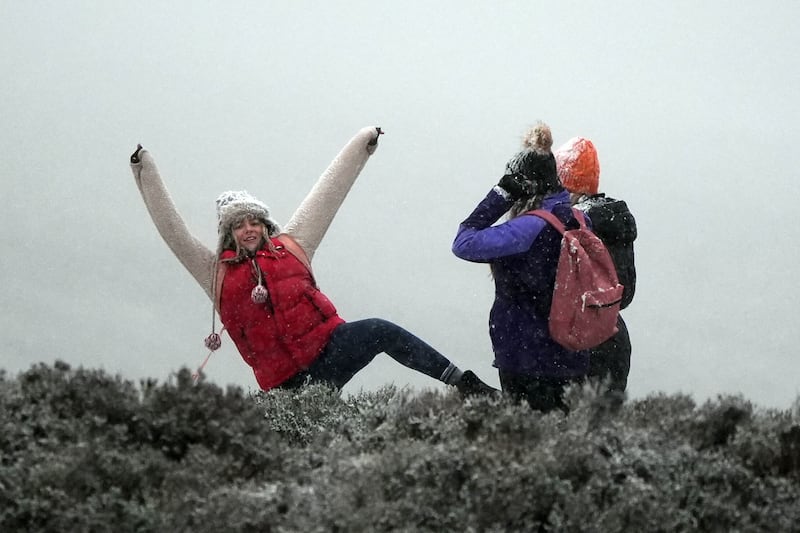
[2,361,799,531]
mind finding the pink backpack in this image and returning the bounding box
[530,208,624,351]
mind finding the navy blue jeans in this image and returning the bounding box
[278,318,452,390]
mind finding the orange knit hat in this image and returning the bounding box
[554,137,600,195]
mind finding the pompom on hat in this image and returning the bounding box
[505,122,561,195]
[215,190,282,255]
[554,137,600,195]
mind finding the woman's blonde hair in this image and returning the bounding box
[219,214,277,261]
[507,194,545,220]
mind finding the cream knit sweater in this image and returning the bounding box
[130,126,382,301]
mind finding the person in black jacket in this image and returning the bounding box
[554,137,637,408]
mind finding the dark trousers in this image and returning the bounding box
[499,317,630,413]
[587,316,631,407]
[498,371,585,413]
[278,318,452,390]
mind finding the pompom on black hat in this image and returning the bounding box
[505,122,561,196]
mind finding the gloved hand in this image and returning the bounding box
[130,144,143,164]
[497,172,534,200]
[366,127,383,154]
[367,127,383,146]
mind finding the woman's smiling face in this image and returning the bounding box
[233,216,266,253]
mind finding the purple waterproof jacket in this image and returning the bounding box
[452,188,589,378]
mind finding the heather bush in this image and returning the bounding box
[1,361,799,532]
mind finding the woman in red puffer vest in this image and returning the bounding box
[215,229,344,391]
[129,127,495,396]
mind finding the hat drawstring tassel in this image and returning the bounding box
[250,259,269,304]
[204,306,223,351]
[196,308,225,384]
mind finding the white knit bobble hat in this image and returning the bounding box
[215,190,282,255]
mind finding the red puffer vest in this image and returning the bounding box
[216,237,344,390]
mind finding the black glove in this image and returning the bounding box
[498,172,534,200]
[130,144,143,164]
[367,127,384,146]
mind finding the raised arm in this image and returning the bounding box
[283,126,382,261]
[452,187,547,263]
[129,146,216,300]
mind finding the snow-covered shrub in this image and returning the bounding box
[2,361,800,532]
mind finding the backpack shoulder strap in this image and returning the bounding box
[527,209,566,234]
[276,234,316,282]
[528,208,589,234]
[570,207,589,229]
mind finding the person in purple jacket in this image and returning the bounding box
[452,122,588,413]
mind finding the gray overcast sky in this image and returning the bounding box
[2,1,798,408]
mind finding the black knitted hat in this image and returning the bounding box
[505,122,561,195]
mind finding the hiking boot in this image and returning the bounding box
[455,370,498,397]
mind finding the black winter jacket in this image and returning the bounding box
[575,194,637,309]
